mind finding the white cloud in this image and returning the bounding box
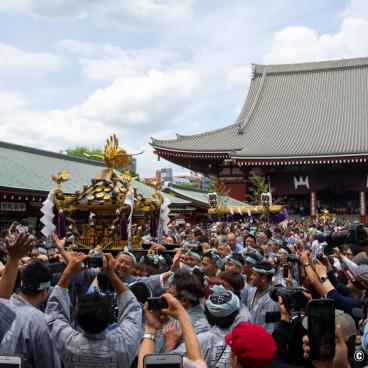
[226,67,251,91]
[57,39,101,57]
[0,43,62,75]
[0,68,200,177]
[78,69,201,126]
[342,0,368,18]
[0,0,194,30]
[58,40,175,81]
[264,2,368,64]
[0,91,29,113]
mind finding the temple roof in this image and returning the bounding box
[152,57,368,161]
[162,183,245,208]
[0,141,189,206]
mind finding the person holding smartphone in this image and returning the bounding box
[154,269,209,353]
[138,293,206,368]
[170,284,240,367]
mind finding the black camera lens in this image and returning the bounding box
[287,254,300,263]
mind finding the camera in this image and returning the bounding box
[324,224,368,254]
[286,254,300,263]
[48,256,60,264]
[85,256,103,268]
[46,262,66,274]
[147,297,168,310]
[265,284,309,323]
[269,284,308,311]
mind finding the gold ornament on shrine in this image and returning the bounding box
[49,135,160,250]
[51,170,70,187]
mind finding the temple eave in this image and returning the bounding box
[154,148,230,160]
[235,154,368,166]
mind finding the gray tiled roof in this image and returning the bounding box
[152,56,368,159]
[0,141,189,205]
[162,184,246,207]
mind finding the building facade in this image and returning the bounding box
[152,57,368,222]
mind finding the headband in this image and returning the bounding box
[203,251,223,269]
[225,255,243,268]
[185,251,201,260]
[247,249,263,261]
[278,248,289,255]
[21,280,51,291]
[184,250,201,260]
[252,267,275,275]
[117,247,137,264]
[179,290,199,302]
[243,256,257,266]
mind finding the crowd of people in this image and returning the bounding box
[1,218,368,368]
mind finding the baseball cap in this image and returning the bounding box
[302,309,356,341]
[225,322,276,368]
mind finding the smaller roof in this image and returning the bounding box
[162,184,246,207]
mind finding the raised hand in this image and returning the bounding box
[102,253,117,278]
[51,232,66,250]
[6,232,35,260]
[143,303,162,332]
[163,321,182,352]
[64,252,88,275]
[161,293,186,320]
[314,259,327,277]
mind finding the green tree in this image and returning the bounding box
[248,171,269,205]
[66,146,140,179]
[65,146,104,161]
[176,183,198,189]
[207,177,216,192]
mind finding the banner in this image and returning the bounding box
[40,192,56,237]
[157,195,171,243]
[124,187,135,249]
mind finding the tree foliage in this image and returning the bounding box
[65,146,104,161]
[207,177,216,192]
[247,171,285,205]
[66,146,140,179]
[176,183,198,189]
[248,171,269,205]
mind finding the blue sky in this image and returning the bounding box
[0,0,367,177]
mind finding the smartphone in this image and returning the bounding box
[282,263,289,278]
[307,299,335,361]
[144,353,182,368]
[0,355,22,367]
[147,297,168,310]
